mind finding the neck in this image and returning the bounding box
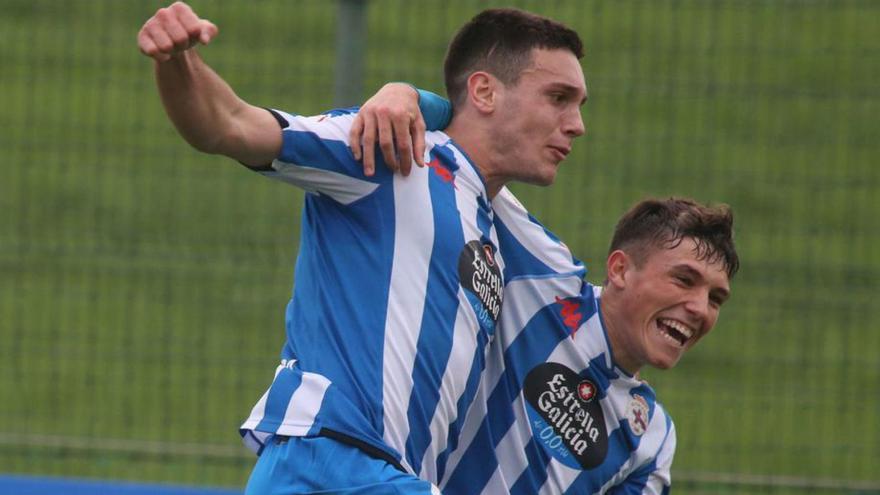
[599,288,640,375]
[446,117,505,199]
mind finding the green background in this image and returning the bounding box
[1,0,877,493]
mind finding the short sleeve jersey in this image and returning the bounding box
[239,108,505,481]
[438,189,676,494]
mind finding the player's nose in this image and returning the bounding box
[563,108,585,137]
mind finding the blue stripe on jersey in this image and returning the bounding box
[404,152,466,473]
[435,328,491,482]
[566,386,660,494]
[506,299,599,387]
[476,195,493,241]
[442,302,572,491]
[566,425,634,494]
[586,353,616,399]
[322,106,359,117]
[279,128,392,183]
[494,215,555,279]
[607,458,655,495]
[279,179,398,447]
[509,435,554,495]
[254,367,303,432]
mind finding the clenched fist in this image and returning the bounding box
[137,1,218,62]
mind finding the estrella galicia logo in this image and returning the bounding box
[523,363,608,469]
[458,240,503,333]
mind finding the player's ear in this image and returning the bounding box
[606,250,631,289]
[466,72,497,114]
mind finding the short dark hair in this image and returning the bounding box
[609,197,740,279]
[443,8,584,108]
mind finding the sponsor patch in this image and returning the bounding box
[459,240,503,333]
[523,363,608,469]
[626,394,650,436]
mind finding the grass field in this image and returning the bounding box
[1,0,878,492]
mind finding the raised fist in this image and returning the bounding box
[137,1,218,62]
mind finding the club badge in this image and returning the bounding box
[626,394,650,436]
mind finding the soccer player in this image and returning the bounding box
[442,195,737,494]
[137,3,586,493]
[351,91,738,493]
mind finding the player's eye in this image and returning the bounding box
[709,292,727,308]
[549,93,566,104]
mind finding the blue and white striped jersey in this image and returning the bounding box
[239,108,505,482]
[439,189,676,494]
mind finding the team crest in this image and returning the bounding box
[626,394,650,436]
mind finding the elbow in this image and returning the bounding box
[179,126,237,156]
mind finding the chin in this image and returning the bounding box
[651,354,682,370]
[528,171,558,187]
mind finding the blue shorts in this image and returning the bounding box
[245,435,440,495]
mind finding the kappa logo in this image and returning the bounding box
[555,296,584,337]
[426,158,456,187]
[626,394,650,436]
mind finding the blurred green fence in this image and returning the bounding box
[1,0,878,493]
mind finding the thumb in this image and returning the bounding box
[199,20,218,44]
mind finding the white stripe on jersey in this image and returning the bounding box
[419,288,479,483]
[381,164,434,472]
[438,340,497,487]
[495,392,532,485]
[647,422,675,493]
[265,163,378,204]
[493,187,581,276]
[240,362,292,433]
[266,110,379,204]
[595,406,671,494]
[441,275,581,485]
[418,138,498,482]
[281,371,332,435]
[498,276,579,351]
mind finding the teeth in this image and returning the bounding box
[658,318,693,341]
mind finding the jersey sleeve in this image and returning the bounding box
[416,88,453,131]
[257,108,383,205]
[491,187,586,280]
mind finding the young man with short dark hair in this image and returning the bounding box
[138,4,586,493]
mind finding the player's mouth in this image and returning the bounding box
[548,145,570,162]
[656,318,693,347]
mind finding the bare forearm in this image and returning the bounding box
[154,50,247,155]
